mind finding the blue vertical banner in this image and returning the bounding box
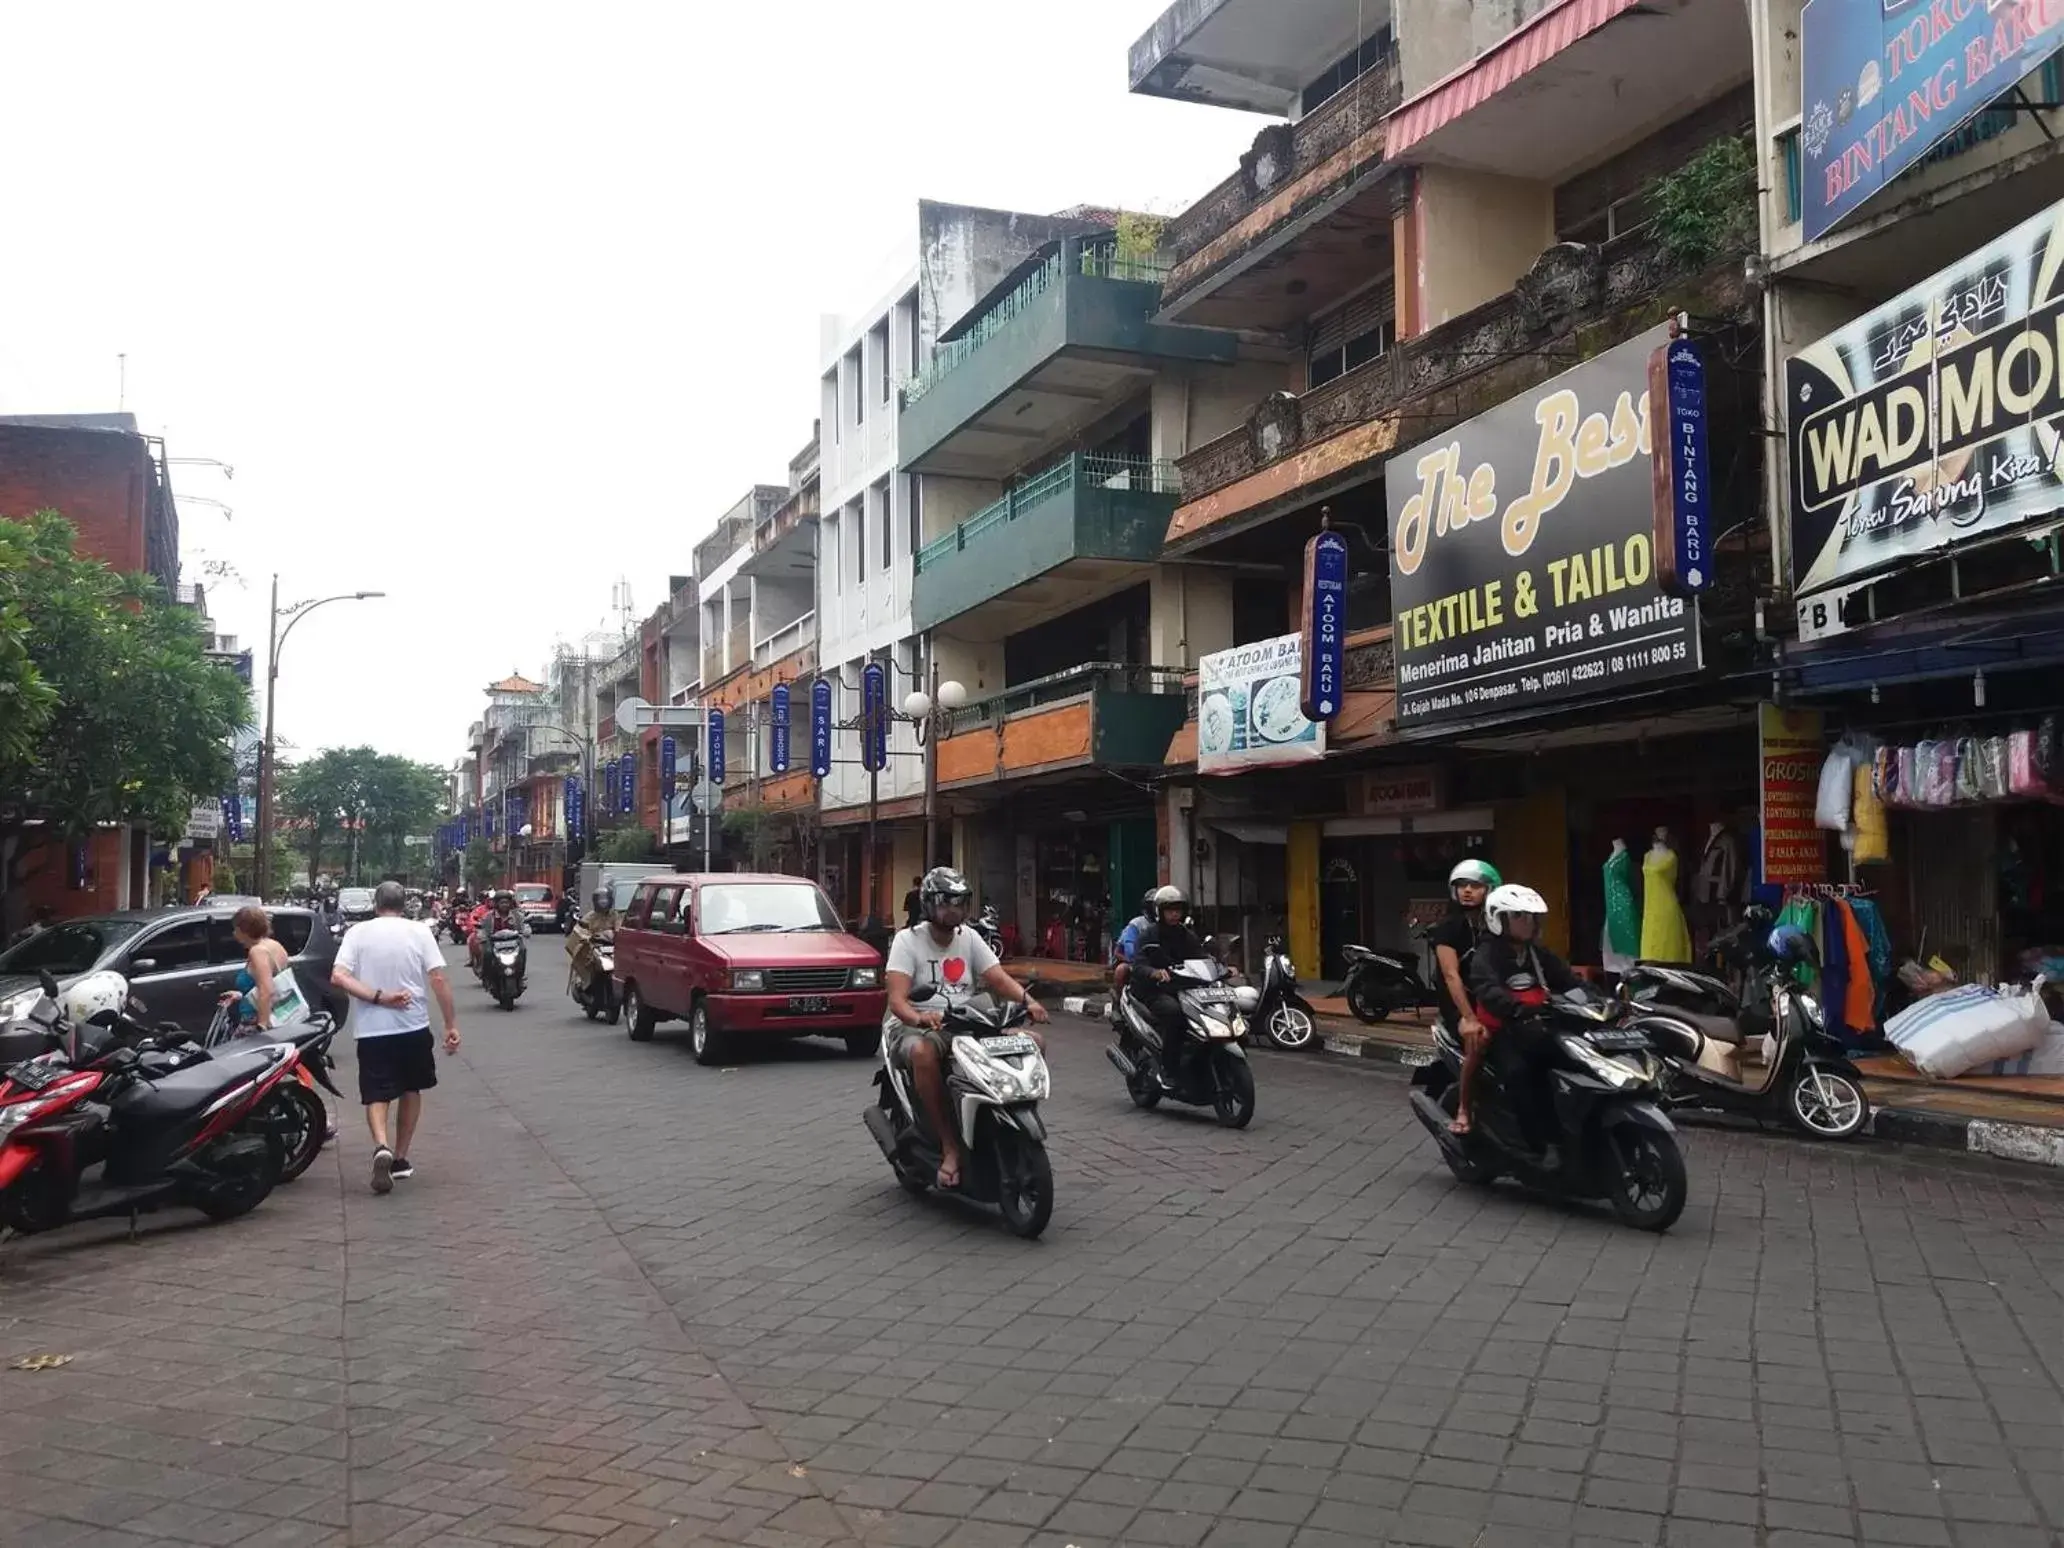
[708,709,727,786]
[221,791,243,842]
[565,774,583,837]
[1652,334,1712,595]
[1300,529,1349,722]
[861,661,888,772]
[69,841,87,889]
[770,683,792,773]
[810,679,833,779]
[660,736,678,801]
[619,750,637,814]
[604,758,620,814]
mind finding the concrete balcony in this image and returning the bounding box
[753,611,814,670]
[911,455,1180,638]
[898,236,1236,479]
[1166,227,1754,554]
[1158,62,1405,328]
[935,663,1189,792]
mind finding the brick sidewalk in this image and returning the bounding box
[3,969,2061,1547]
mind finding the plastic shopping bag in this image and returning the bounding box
[1816,746,1857,831]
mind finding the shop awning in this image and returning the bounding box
[1209,821,1289,846]
[1786,602,2064,696]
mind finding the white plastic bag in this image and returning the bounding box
[1886,981,2051,1079]
[1816,746,1857,832]
[1981,1022,2064,1077]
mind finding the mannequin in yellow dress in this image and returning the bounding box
[1640,826,1693,963]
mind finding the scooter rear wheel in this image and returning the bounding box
[1126,1058,1161,1110]
[274,1084,328,1184]
[1433,1086,1501,1185]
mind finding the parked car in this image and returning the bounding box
[512,883,560,933]
[336,887,378,926]
[613,873,886,1066]
[0,903,345,1031]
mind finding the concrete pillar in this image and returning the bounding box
[1149,566,1235,671]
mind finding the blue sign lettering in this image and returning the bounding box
[1666,338,1712,594]
[1301,530,1349,721]
[708,710,726,786]
[660,735,678,799]
[810,679,834,779]
[619,750,636,813]
[861,662,888,772]
[770,683,792,773]
[1801,0,2064,242]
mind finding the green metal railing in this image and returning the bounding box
[914,454,1181,574]
[902,237,1171,407]
[943,661,1188,734]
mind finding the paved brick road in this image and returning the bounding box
[4,947,2061,1547]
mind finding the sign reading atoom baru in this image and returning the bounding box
[1385,327,1702,730]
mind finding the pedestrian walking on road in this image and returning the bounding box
[329,880,460,1194]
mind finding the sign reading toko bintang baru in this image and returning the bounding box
[1800,0,2064,242]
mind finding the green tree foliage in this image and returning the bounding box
[598,827,656,864]
[461,837,497,891]
[278,747,446,884]
[0,511,247,877]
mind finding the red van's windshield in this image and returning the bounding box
[698,883,839,935]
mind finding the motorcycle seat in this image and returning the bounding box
[1668,1009,1743,1046]
[112,1047,282,1125]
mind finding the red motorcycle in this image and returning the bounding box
[0,975,301,1239]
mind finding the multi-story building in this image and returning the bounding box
[1128,0,1767,977]
[1749,0,2064,982]
[816,201,1142,926]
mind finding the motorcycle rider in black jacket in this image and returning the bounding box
[1134,886,1208,1076]
[1467,883,1579,1165]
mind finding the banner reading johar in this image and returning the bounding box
[1787,196,2064,634]
[1384,327,1701,730]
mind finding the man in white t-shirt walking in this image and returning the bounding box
[884,867,1046,1190]
[330,881,460,1194]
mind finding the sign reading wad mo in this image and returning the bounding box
[1384,326,1702,731]
[1786,195,2064,638]
[1800,0,2064,243]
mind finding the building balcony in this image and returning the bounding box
[898,236,1236,479]
[936,663,1189,792]
[912,455,1180,638]
[1166,227,1754,553]
[1129,0,1384,116]
[1158,62,1404,328]
[753,612,814,670]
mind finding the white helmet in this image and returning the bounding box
[60,970,129,1026]
[1482,883,1548,938]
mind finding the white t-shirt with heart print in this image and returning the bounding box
[886,924,999,1009]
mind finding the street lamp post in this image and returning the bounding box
[255,579,385,902]
[901,659,968,875]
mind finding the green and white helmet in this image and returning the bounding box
[1448,858,1502,898]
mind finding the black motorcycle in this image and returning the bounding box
[1254,934,1318,1050]
[1408,985,1688,1232]
[481,929,528,1011]
[1340,929,1441,1023]
[1107,948,1257,1127]
[972,903,1004,958]
[1625,924,1869,1140]
[568,928,619,1023]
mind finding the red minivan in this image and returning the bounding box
[613,873,887,1065]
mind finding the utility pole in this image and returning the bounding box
[256,574,280,901]
[921,645,940,871]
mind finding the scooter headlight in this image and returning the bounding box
[1560,1035,1643,1089]
[0,1092,65,1130]
[955,1041,1050,1102]
[1794,992,1825,1029]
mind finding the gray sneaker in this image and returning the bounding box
[371,1147,394,1195]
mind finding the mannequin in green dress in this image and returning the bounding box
[1603,839,1641,970]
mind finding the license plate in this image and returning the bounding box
[980,1034,1037,1056]
[1589,1030,1649,1052]
[5,1060,55,1091]
[787,995,832,1014]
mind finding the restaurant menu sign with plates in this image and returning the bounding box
[1197,633,1325,774]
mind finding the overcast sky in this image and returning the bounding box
[0,1,1262,770]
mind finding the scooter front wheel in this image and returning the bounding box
[1344,979,1387,1025]
[1212,1053,1256,1129]
[1267,1003,1317,1049]
[995,1136,1054,1239]
[1605,1124,1687,1233]
[1786,1065,1869,1140]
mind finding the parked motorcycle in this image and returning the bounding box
[1254,934,1317,1050]
[862,989,1054,1239]
[1626,926,1869,1140]
[482,929,527,1010]
[1107,948,1259,1127]
[0,973,299,1239]
[1408,984,1687,1232]
[568,927,619,1023]
[972,903,1004,958]
[1340,929,1441,1023]
[199,1004,345,1182]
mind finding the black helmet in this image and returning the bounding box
[593,887,614,911]
[919,866,973,925]
[1141,889,1158,915]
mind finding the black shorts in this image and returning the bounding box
[356,1028,438,1105]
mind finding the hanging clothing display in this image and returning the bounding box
[1692,828,1743,906]
[1640,846,1693,962]
[1603,847,1641,967]
[1832,898,1876,1039]
[1850,764,1889,865]
[1849,896,1894,1017]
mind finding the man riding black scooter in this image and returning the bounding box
[1469,883,1581,1167]
[1131,886,1210,1079]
